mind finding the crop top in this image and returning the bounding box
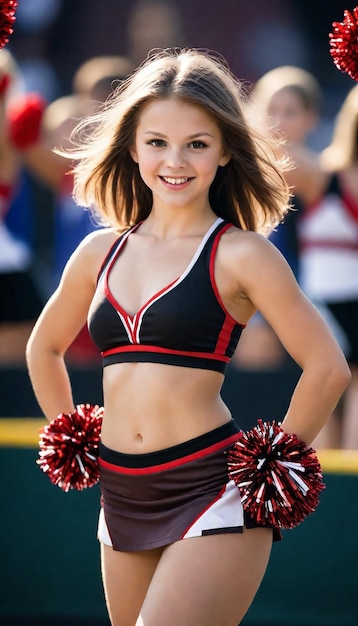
[88,217,245,373]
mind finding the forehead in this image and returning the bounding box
[136,98,220,133]
[269,87,307,112]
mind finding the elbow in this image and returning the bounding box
[25,330,52,370]
[330,358,352,395]
[25,331,38,371]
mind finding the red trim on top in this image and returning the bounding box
[104,224,140,319]
[97,224,139,284]
[104,224,181,326]
[102,344,230,362]
[98,432,239,475]
[215,316,236,356]
[131,278,178,339]
[301,195,324,219]
[209,224,246,328]
[301,178,358,223]
[300,239,358,252]
[342,191,358,223]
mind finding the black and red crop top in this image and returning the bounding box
[88,217,245,373]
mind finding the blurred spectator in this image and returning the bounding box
[12,55,136,365]
[44,55,136,291]
[252,65,323,279]
[72,55,135,110]
[0,50,45,364]
[0,50,43,364]
[233,65,323,371]
[297,84,358,449]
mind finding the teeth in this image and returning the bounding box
[162,177,189,185]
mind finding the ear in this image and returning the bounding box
[129,146,138,163]
[219,150,230,167]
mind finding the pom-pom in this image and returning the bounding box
[7,92,47,150]
[329,6,358,81]
[227,420,325,529]
[37,404,104,492]
[0,1,17,50]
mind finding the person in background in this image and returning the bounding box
[26,49,350,626]
[233,65,323,371]
[42,56,136,293]
[295,84,358,449]
[0,49,45,364]
[8,55,135,364]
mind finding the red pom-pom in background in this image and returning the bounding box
[227,420,325,529]
[37,404,104,492]
[0,1,17,50]
[7,92,47,149]
[329,6,358,81]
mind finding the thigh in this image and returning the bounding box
[137,528,273,626]
[101,542,163,626]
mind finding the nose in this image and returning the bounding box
[166,147,187,168]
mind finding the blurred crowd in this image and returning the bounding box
[1,0,357,449]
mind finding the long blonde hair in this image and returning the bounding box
[62,48,291,234]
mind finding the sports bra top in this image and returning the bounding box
[88,217,245,373]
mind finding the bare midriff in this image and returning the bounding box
[101,361,232,453]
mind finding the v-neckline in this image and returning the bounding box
[104,218,223,321]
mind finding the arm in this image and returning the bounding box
[26,232,105,422]
[284,144,328,206]
[229,233,351,444]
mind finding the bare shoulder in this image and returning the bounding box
[61,227,121,283]
[76,226,121,255]
[218,225,295,291]
[219,226,276,266]
[71,227,120,261]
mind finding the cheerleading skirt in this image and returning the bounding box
[97,419,280,552]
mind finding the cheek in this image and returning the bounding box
[136,154,161,187]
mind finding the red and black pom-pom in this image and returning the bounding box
[329,6,358,81]
[37,404,104,492]
[0,1,17,50]
[227,420,325,529]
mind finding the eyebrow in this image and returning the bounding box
[143,131,215,138]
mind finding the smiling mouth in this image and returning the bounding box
[160,176,193,185]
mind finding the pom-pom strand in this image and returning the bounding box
[329,6,358,81]
[37,404,104,492]
[0,1,17,50]
[227,420,325,529]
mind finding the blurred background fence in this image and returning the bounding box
[1,362,358,625]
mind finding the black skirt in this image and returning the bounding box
[98,420,280,551]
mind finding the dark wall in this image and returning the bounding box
[1,364,357,625]
[0,446,357,625]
